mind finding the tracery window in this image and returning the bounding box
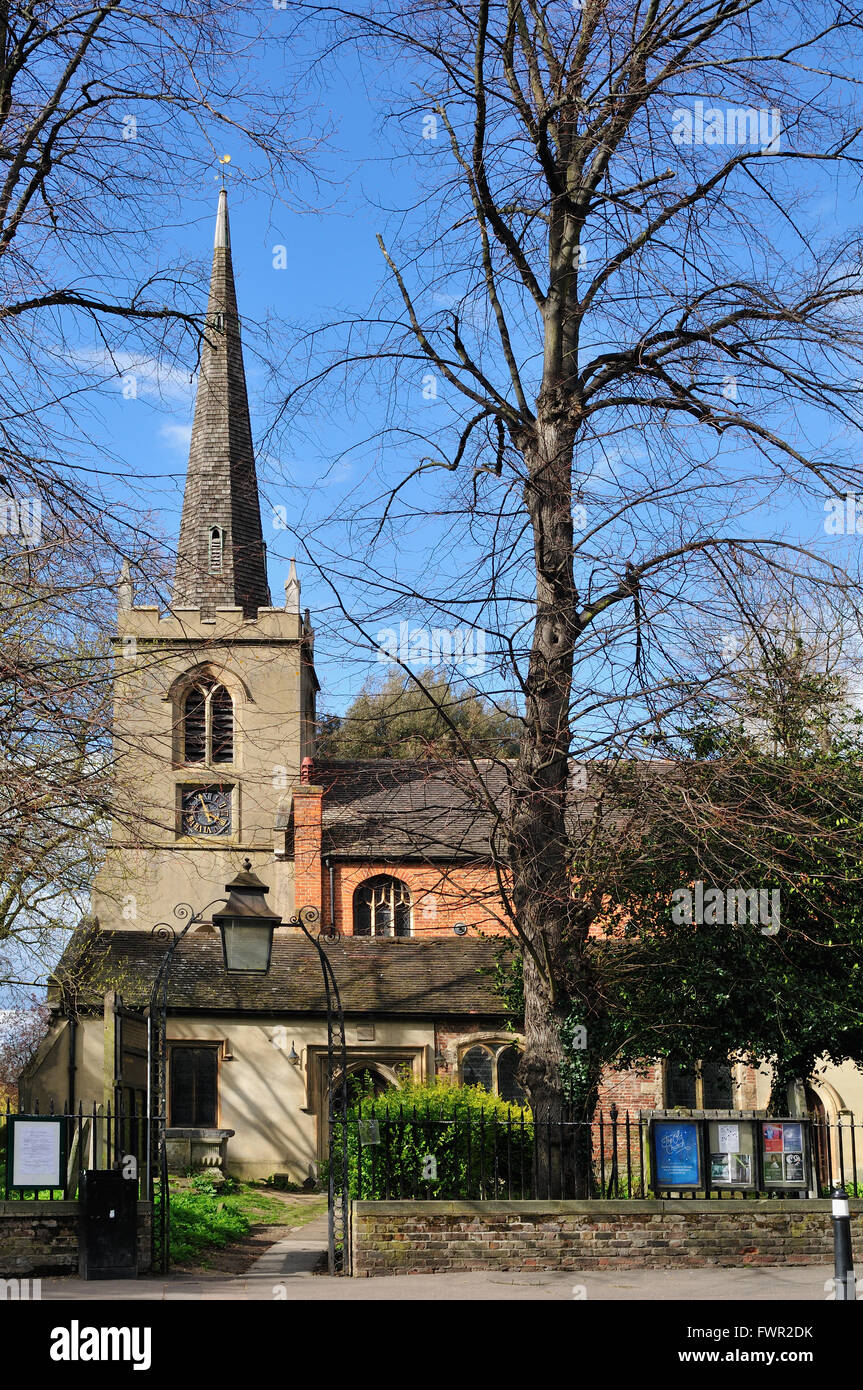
[353,876,412,938]
[183,679,234,764]
[461,1043,527,1103]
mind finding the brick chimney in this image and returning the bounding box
[292,771,323,915]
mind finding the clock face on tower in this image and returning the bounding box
[181,786,232,837]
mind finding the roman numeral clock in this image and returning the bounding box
[181,786,232,836]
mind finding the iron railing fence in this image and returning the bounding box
[810,1113,863,1196]
[5,1098,862,1205]
[342,1101,863,1202]
[0,1098,156,1202]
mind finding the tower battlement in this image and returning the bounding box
[115,604,305,643]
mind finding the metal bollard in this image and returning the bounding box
[831,1186,856,1300]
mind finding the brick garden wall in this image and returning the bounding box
[0,1202,152,1276]
[597,1065,664,1112]
[352,1199,862,1276]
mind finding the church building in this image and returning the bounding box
[23,192,531,1181]
[23,193,859,1182]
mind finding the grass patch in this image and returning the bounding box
[167,1189,250,1265]
[166,1175,327,1266]
[277,1195,329,1229]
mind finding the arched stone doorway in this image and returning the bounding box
[805,1084,830,1190]
[804,1079,851,1191]
[311,1050,422,1158]
[332,1062,401,1108]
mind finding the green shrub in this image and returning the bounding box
[820,1180,863,1198]
[327,1076,533,1200]
[189,1171,238,1197]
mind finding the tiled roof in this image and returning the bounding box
[56,929,513,1017]
[315,758,512,859]
[310,755,638,860]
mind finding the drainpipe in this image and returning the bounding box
[325,857,336,934]
[67,1014,77,1113]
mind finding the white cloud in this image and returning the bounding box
[68,347,196,403]
[160,422,193,452]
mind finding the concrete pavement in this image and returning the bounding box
[34,1216,840,1300]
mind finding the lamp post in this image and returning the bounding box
[215,865,350,1272]
[213,861,281,974]
[148,860,349,1276]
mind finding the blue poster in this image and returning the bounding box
[654,1121,701,1186]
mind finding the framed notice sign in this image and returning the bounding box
[760,1120,808,1190]
[706,1118,757,1190]
[6,1116,66,1192]
[650,1119,704,1191]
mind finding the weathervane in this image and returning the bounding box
[215,153,232,189]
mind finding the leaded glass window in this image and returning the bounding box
[353,876,412,937]
[460,1042,526,1102]
[665,1057,734,1108]
[170,1046,218,1127]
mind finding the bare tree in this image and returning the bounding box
[0,0,318,545]
[288,0,863,1134]
[0,1,320,988]
[0,526,117,993]
[0,998,49,1100]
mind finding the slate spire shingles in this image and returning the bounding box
[172,189,271,618]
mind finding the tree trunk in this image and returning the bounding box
[510,397,594,1191]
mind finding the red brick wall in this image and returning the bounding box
[333,860,509,938]
[288,782,762,1116]
[598,1065,665,1111]
[597,1062,760,1114]
[352,1199,860,1276]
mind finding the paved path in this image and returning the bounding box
[36,1218,838,1300]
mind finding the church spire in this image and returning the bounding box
[172,188,271,619]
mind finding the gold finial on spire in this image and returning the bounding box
[215,153,232,189]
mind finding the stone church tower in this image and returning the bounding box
[92,191,318,936]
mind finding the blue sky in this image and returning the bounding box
[51,11,863,720]
[7,8,863,1008]
[52,20,409,715]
